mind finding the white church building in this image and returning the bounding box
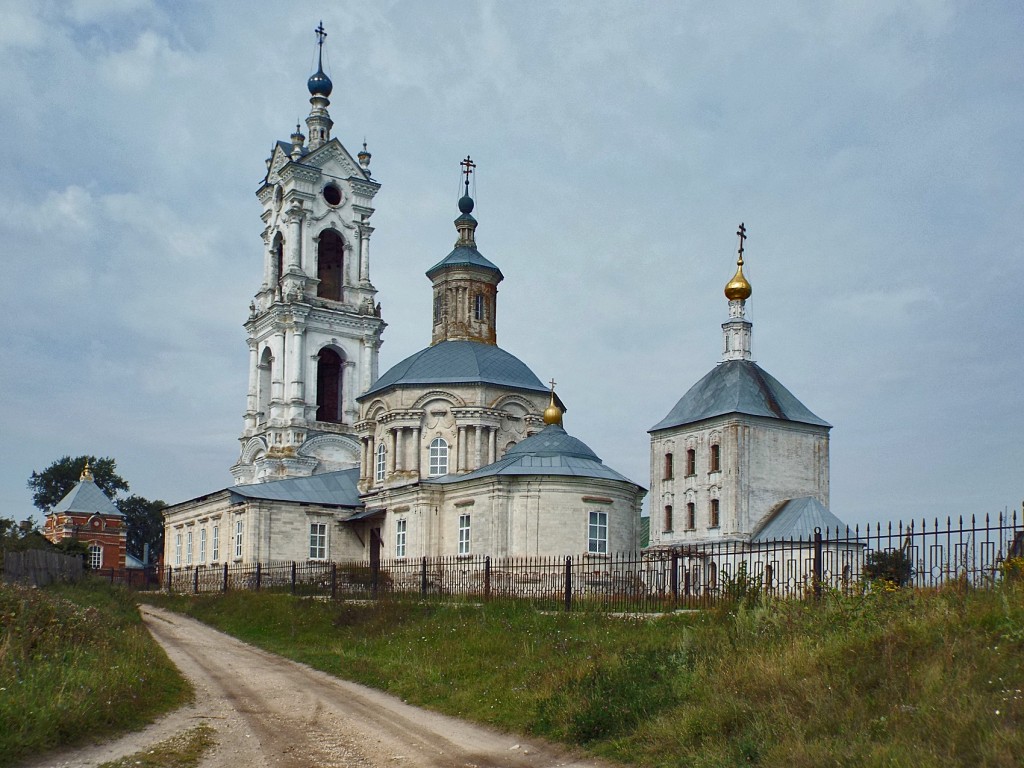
[162,28,646,568]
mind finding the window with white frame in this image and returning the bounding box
[186,530,193,566]
[395,519,407,558]
[458,514,471,555]
[309,522,327,560]
[588,511,608,554]
[174,533,182,566]
[375,443,387,482]
[234,519,244,559]
[88,545,102,569]
[199,528,207,563]
[211,524,220,561]
[429,437,449,477]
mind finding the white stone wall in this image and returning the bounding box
[650,414,829,547]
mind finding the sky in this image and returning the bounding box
[2,0,1022,530]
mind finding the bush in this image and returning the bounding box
[863,548,913,587]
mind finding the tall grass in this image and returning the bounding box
[147,582,1024,767]
[0,580,190,767]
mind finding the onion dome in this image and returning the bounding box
[358,141,371,170]
[724,222,752,301]
[307,64,333,97]
[543,384,563,425]
[458,193,474,214]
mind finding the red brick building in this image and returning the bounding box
[43,463,126,570]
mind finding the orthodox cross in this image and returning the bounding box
[548,378,557,393]
[736,222,747,263]
[315,21,327,49]
[461,155,476,195]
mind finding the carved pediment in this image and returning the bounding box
[304,140,360,178]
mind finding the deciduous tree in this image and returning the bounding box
[27,455,129,513]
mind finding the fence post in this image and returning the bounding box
[484,556,491,602]
[194,566,199,594]
[255,562,262,591]
[671,551,679,604]
[223,562,228,593]
[165,566,171,592]
[564,556,573,612]
[420,557,427,596]
[813,528,823,601]
[291,561,297,594]
[110,568,115,584]
[371,557,379,598]
[331,563,337,600]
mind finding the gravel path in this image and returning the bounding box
[23,605,614,768]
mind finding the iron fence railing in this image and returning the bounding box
[159,511,1021,610]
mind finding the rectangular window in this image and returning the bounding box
[686,448,696,476]
[375,443,387,482]
[395,519,407,558]
[199,528,207,563]
[309,522,327,560]
[710,499,720,528]
[664,505,673,532]
[186,530,193,566]
[710,444,721,472]
[588,511,608,554]
[234,519,244,559]
[212,525,220,561]
[89,545,102,569]
[664,453,673,480]
[174,533,182,566]
[458,514,471,555]
[687,502,696,530]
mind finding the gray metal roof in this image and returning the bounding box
[650,360,831,432]
[229,467,362,508]
[360,340,548,399]
[51,479,122,517]
[751,496,848,542]
[427,424,644,488]
[425,245,503,280]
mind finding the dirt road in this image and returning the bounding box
[25,605,613,768]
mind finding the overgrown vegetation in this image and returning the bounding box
[0,581,190,767]
[147,581,1024,767]
[96,725,215,768]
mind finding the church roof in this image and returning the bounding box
[229,467,361,508]
[425,245,502,280]
[427,424,643,487]
[51,479,122,517]
[751,496,848,542]
[360,340,548,400]
[650,359,831,432]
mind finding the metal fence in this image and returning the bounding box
[161,511,1022,611]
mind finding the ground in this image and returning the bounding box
[22,606,612,768]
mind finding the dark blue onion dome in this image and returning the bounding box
[458,194,474,214]
[308,64,333,97]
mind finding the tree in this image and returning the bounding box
[863,548,914,587]
[27,455,129,513]
[116,495,166,562]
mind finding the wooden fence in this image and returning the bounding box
[2,549,83,587]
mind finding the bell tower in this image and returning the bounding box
[232,23,386,484]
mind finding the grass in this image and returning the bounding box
[95,725,215,768]
[0,580,191,767]
[146,581,1024,767]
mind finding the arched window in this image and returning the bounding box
[664,453,673,480]
[317,230,344,301]
[257,347,273,422]
[273,232,284,283]
[316,348,344,423]
[429,437,449,477]
[686,502,696,530]
[375,443,387,482]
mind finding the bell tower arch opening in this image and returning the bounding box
[257,347,273,423]
[316,347,345,423]
[317,230,344,301]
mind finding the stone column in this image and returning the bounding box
[285,207,303,274]
[270,332,285,418]
[488,426,497,464]
[343,241,355,295]
[387,429,396,474]
[359,225,373,285]
[474,426,483,470]
[288,324,305,404]
[245,339,258,431]
[395,428,404,472]
[457,426,467,472]
[343,360,358,423]
[411,427,421,475]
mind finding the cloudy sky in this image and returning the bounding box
[2,1,1021,529]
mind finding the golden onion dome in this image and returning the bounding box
[543,389,563,426]
[724,262,752,301]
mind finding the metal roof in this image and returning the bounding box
[425,245,502,280]
[229,467,362,508]
[650,360,831,432]
[51,480,122,517]
[751,496,848,542]
[427,424,644,488]
[360,340,547,399]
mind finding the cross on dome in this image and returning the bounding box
[736,222,747,264]
[460,155,476,195]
